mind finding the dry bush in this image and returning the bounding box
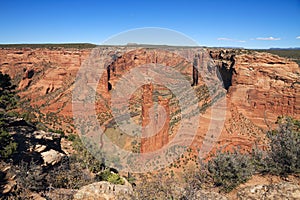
[207,149,253,192]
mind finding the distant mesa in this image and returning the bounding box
[126,43,139,46]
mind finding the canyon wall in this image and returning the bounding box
[0,47,299,154]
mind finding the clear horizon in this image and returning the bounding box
[1,0,300,49]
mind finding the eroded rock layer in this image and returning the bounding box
[0,47,299,155]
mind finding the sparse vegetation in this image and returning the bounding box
[67,133,76,141]
[267,117,300,175]
[132,172,179,199]
[47,128,65,137]
[71,134,104,173]
[107,173,125,185]
[96,168,124,185]
[256,49,300,66]
[0,73,18,159]
[207,148,254,192]
[15,160,47,192]
[0,72,17,111]
[0,128,17,159]
[252,116,300,176]
[47,156,94,189]
[203,116,300,193]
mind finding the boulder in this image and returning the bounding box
[41,149,64,166]
[237,182,300,199]
[74,181,133,200]
[34,144,47,153]
[194,190,228,200]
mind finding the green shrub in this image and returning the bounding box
[67,134,76,141]
[127,176,136,185]
[107,173,125,185]
[48,128,65,137]
[0,129,17,159]
[97,169,111,181]
[71,135,103,173]
[21,112,37,122]
[267,117,300,175]
[0,72,17,110]
[181,166,205,199]
[251,146,271,174]
[208,149,253,192]
[96,169,125,185]
[253,117,300,176]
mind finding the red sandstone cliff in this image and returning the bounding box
[0,47,299,154]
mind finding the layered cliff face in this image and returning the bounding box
[0,48,90,132]
[93,48,216,153]
[231,51,299,128]
[209,49,300,150]
[0,47,299,155]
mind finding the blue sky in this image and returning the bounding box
[0,0,299,48]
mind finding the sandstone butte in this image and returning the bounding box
[0,47,299,157]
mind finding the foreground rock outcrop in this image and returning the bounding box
[194,190,228,200]
[0,116,66,197]
[3,117,66,166]
[73,181,133,200]
[237,182,300,200]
